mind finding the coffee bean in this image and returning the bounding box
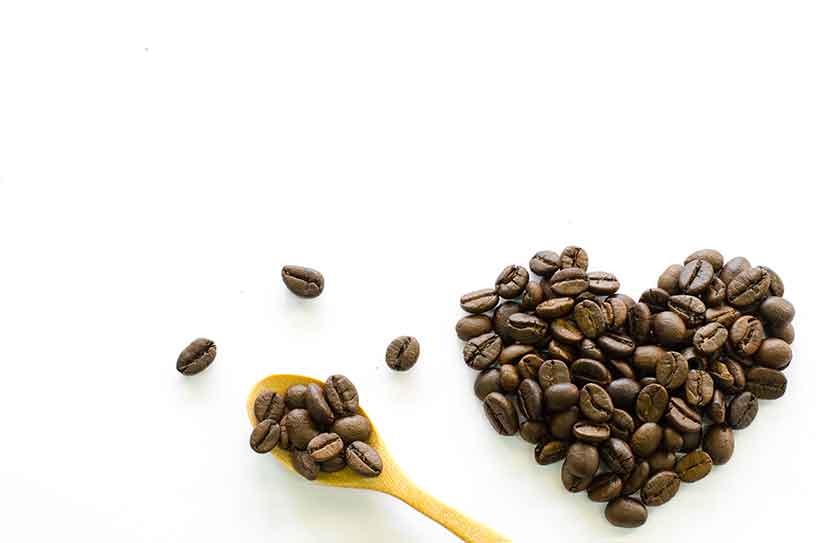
[706,306,740,328]
[535,440,570,465]
[508,313,549,344]
[633,345,667,374]
[493,301,521,344]
[685,369,714,407]
[608,378,641,410]
[550,407,580,440]
[658,264,684,295]
[331,414,372,444]
[707,388,726,423]
[483,392,519,435]
[662,427,684,453]
[455,315,494,340]
[653,311,687,346]
[176,338,217,376]
[655,351,688,390]
[703,424,734,465]
[679,259,714,295]
[307,433,344,462]
[291,449,319,480]
[530,250,561,277]
[520,281,546,310]
[572,421,611,444]
[574,300,607,339]
[463,332,503,370]
[517,379,544,421]
[606,497,647,528]
[565,442,600,478]
[728,391,758,429]
[254,390,286,423]
[754,338,792,369]
[305,383,335,426]
[538,359,571,390]
[250,420,281,453]
[600,438,635,477]
[647,450,677,473]
[693,322,728,354]
[499,344,535,365]
[579,383,613,422]
[665,397,702,434]
[746,367,787,399]
[760,266,785,296]
[759,296,795,325]
[685,249,724,272]
[516,354,544,381]
[628,303,652,344]
[641,471,680,506]
[588,472,623,502]
[768,321,795,344]
[281,265,324,298]
[550,267,589,296]
[610,360,636,381]
[729,315,765,356]
[320,456,347,473]
[285,384,307,409]
[719,256,751,286]
[639,377,658,388]
[705,276,727,308]
[571,358,612,387]
[588,271,620,295]
[519,421,549,444]
[278,425,291,450]
[603,297,629,329]
[545,383,580,413]
[283,409,320,449]
[499,364,521,392]
[560,246,589,270]
[561,462,593,493]
[324,375,359,417]
[631,422,663,458]
[495,265,529,299]
[675,450,712,482]
[547,339,577,364]
[635,384,669,423]
[536,297,575,319]
[460,288,500,314]
[474,368,501,400]
[668,295,706,327]
[580,338,607,362]
[621,462,651,496]
[640,288,670,313]
[346,441,382,477]
[597,332,636,358]
[680,430,702,453]
[727,267,771,307]
[385,336,420,371]
[609,409,636,441]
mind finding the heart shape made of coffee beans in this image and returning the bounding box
[456,246,794,529]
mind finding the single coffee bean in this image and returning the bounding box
[706,306,740,328]
[254,390,286,423]
[665,397,702,434]
[385,336,421,371]
[281,265,324,298]
[283,409,320,449]
[609,408,636,441]
[633,345,667,373]
[675,450,712,482]
[668,295,706,327]
[176,338,217,376]
[658,264,684,295]
[759,296,795,325]
[474,368,501,400]
[685,369,714,407]
[561,462,593,493]
[307,433,344,462]
[603,297,629,330]
[535,440,570,465]
[600,438,635,477]
[346,441,382,477]
[536,297,575,319]
[606,497,648,528]
[550,267,589,296]
[519,421,549,444]
[550,406,580,440]
[631,423,663,458]
[483,392,519,435]
[635,384,669,423]
[680,430,702,453]
[727,267,771,307]
[730,315,765,356]
[538,359,571,390]
[648,450,677,473]
[304,383,335,426]
[685,249,724,272]
[285,384,307,409]
[517,379,544,421]
[320,456,347,473]
[516,353,544,381]
[495,265,529,299]
[653,311,687,346]
[655,351,688,390]
[499,344,535,365]
[560,246,589,270]
[746,366,787,399]
[278,424,291,450]
[720,256,751,285]
[639,377,658,388]
[331,414,372,444]
[324,375,359,417]
[492,301,521,344]
[463,332,503,370]
[705,277,727,308]
[662,427,684,452]
[608,378,641,410]
[461,289,500,316]
[499,364,521,392]
[628,303,653,344]
[551,318,584,344]
[571,358,612,387]
[728,391,758,429]
[574,300,607,339]
[640,288,670,313]
[530,250,561,277]
[508,313,549,344]
[693,322,728,354]
[580,338,607,362]
[579,383,613,422]
[520,281,546,310]
[641,471,680,506]
[708,388,727,423]
[703,424,734,465]
[610,361,635,381]
[621,461,651,497]
[291,449,319,480]
[456,314,494,341]
[597,332,636,358]
[572,421,611,444]
[760,266,785,296]
[565,442,600,478]
[250,419,281,453]
[588,472,623,502]
[545,383,580,413]
[768,321,795,344]
[754,338,792,369]
[588,271,620,295]
[679,259,714,295]
[546,339,576,364]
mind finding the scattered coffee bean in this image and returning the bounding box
[176,338,217,375]
[606,497,647,528]
[460,288,500,314]
[250,420,281,453]
[588,472,623,502]
[291,449,319,480]
[281,265,324,298]
[385,336,420,371]
[676,450,713,482]
[456,315,494,341]
[641,471,680,506]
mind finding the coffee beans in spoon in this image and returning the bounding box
[455,247,796,528]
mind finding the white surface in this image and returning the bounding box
[1,1,819,542]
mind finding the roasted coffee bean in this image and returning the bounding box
[679,259,714,295]
[550,268,589,296]
[291,449,319,480]
[565,442,600,478]
[606,497,648,528]
[545,383,580,413]
[730,315,765,356]
[621,462,651,496]
[680,430,702,453]
[560,246,589,270]
[658,264,684,295]
[499,344,535,365]
[561,462,593,493]
[662,427,684,453]
[305,383,335,426]
[675,450,712,482]
[519,421,549,444]
[346,441,383,477]
[571,358,612,387]
[474,368,501,400]
[530,250,561,277]
[331,414,372,444]
[579,383,613,422]
[668,295,706,327]
[600,438,635,477]
[460,288,499,314]
[655,351,688,390]
[665,397,702,434]
[641,471,680,506]
[597,332,636,358]
[517,354,544,381]
[728,391,758,429]
[759,296,795,325]
[572,421,611,444]
[685,370,714,407]
[536,297,575,320]
[320,456,347,473]
[281,265,324,298]
[639,377,658,388]
[254,390,286,423]
[550,407,580,440]
[588,271,620,295]
[463,332,503,370]
[647,450,676,473]
[385,336,420,371]
[631,422,663,458]
[588,472,623,502]
[640,288,670,313]
[520,281,546,310]
[633,345,666,374]
[760,266,785,296]
[455,314,494,341]
[495,265,529,299]
[609,409,636,441]
[755,338,792,369]
[483,392,519,435]
[250,420,281,453]
[706,306,740,328]
[635,384,669,423]
[499,364,521,392]
[608,378,641,409]
[727,267,771,307]
[693,322,728,354]
[283,409,320,449]
[628,302,652,344]
[707,358,734,390]
[538,359,571,390]
[278,425,291,450]
[176,338,217,376]
[546,340,576,364]
[653,311,687,346]
[551,318,584,344]
[508,313,549,344]
[285,384,307,409]
[603,297,629,329]
[720,256,751,286]
[324,375,359,417]
[685,249,724,272]
[746,367,787,399]
[707,388,726,423]
[578,339,606,362]
[535,440,570,465]
[703,424,734,465]
[517,379,544,421]
[610,360,636,381]
[493,301,521,344]
[307,433,344,462]
[574,300,607,339]
[705,277,727,308]
[768,321,795,343]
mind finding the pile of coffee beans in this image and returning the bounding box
[250,374,383,480]
[456,247,795,528]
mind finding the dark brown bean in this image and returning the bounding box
[641,471,680,506]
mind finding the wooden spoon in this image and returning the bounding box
[247,374,509,543]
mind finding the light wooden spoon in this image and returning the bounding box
[247,374,509,543]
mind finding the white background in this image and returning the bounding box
[1,1,819,542]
